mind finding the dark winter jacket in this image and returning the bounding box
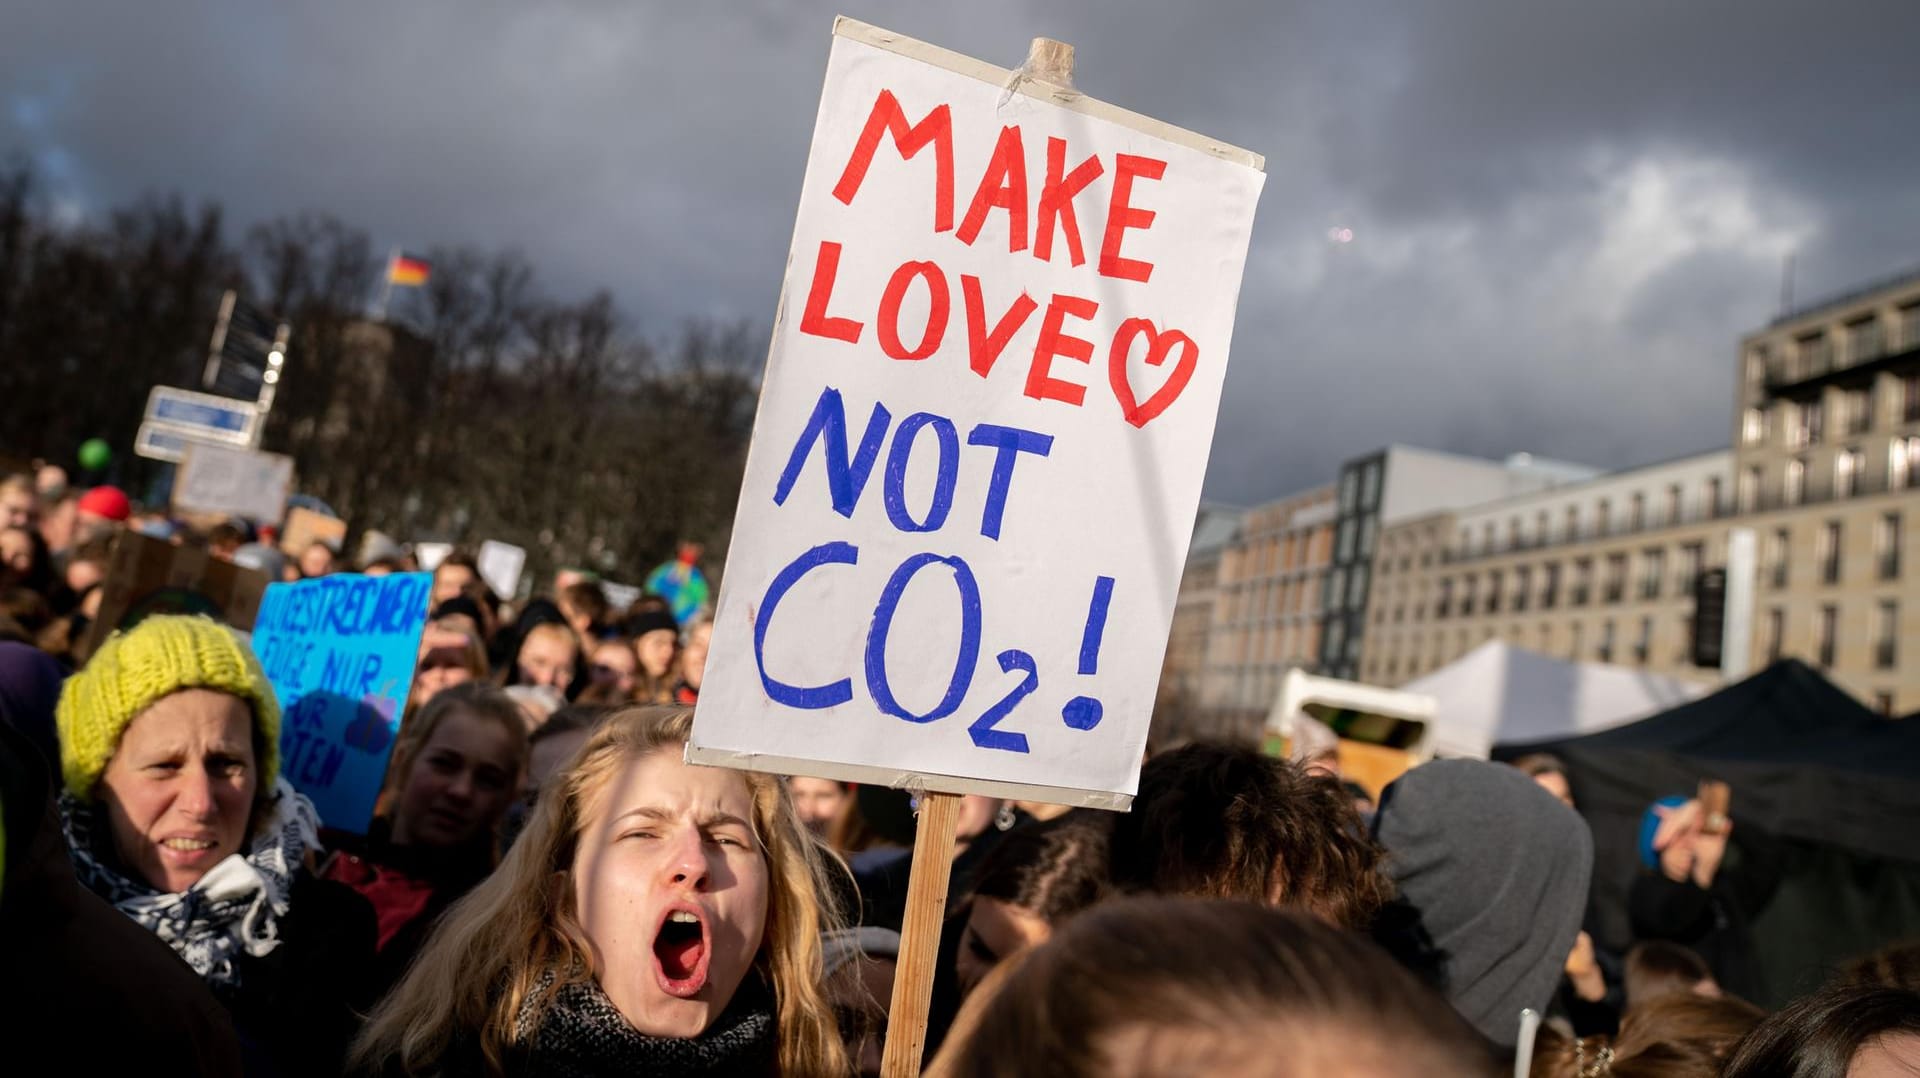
[1627,829,1782,1002]
[0,720,244,1078]
[223,869,380,1078]
[323,819,496,1000]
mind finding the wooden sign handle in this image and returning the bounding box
[879,790,962,1078]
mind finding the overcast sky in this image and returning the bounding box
[7,1,1918,505]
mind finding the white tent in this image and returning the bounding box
[1403,641,1710,759]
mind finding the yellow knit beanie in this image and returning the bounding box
[56,615,281,800]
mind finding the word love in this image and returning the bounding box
[802,88,1202,429]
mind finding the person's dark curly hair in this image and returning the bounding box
[1109,741,1391,930]
[967,809,1112,923]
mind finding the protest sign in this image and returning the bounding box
[476,539,526,600]
[413,542,453,573]
[173,442,294,523]
[688,20,1264,810]
[252,572,433,832]
[84,531,270,655]
[280,506,347,559]
[600,580,642,613]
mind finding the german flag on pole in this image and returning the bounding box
[388,252,432,287]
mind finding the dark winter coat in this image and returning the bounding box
[223,869,380,1078]
[323,819,496,1001]
[0,720,244,1078]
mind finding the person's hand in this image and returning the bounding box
[1653,799,1733,888]
[1564,931,1606,1002]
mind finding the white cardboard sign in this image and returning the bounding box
[688,19,1264,808]
[412,542,453,573]
[174,443,294,524]
[476,540,527,601]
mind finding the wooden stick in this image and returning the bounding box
[879,790,962,1078]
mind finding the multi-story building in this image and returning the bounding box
[1365,267,1920,713]
[1364,449,1734,687]
[1159,503,1241,720]
[1727,267,1920,712]
[1316,447,1599,680]
[1162,263,1920,725]
[1199,485,1337,734]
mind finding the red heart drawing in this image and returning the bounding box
[1108,318,1200,428]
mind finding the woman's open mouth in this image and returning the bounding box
[653,906,711,997]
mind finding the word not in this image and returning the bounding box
[752,539,1116,754]
[774,386,1052,540]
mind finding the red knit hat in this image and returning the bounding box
[77,485,131,522]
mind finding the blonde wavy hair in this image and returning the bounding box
[351,705,850,1076]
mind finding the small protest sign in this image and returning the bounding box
[688,20,1264,810]
[476,539,526,600]
[280,506,347,560]
[174,443,294,524]
[412,542,453,573]
[600,580,643,614]
[252,572,433,832]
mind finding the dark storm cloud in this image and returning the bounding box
[5,1,1917,505]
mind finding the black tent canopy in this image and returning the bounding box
[1496,660,1920,1006]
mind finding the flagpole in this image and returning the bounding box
[377,245,398,323]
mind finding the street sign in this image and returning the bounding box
[134,385,261,462]
[203,291,283,399]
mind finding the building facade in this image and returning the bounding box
[1196,485,1337,735]
[1161,264,1920,724]
[1317,447,1599,680]
[1362,268,1920,713]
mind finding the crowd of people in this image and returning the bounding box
[1,464,1917,1077]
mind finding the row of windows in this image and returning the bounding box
[1759,600,1903,671]
[1220,525,1333,579]
[1218,575,1326,626]
[1743,375,1920,448]
[1338,459,1383,516]
[1434,476,1728,562]
[1405,437,1917,569]
[1735,437,1920,512]
[1403,512,1902,623]
[1747,305,1920,385]
[1364,598,1902,687]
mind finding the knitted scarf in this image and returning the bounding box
[59,777,319,986]
[510,973,777,1077]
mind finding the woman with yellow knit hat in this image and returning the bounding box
[56,614,377,1078]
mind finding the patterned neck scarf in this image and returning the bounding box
[59,777,320,986]
[512,972,777,1077]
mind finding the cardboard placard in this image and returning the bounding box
[174,443,295,524]
[83,531,272,656]
[280,506,348,559]
[688,20,1264,809]
[252,572,433,832]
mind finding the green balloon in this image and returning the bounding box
[77,438,111,471]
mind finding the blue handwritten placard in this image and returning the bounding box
[253,572,432,832]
